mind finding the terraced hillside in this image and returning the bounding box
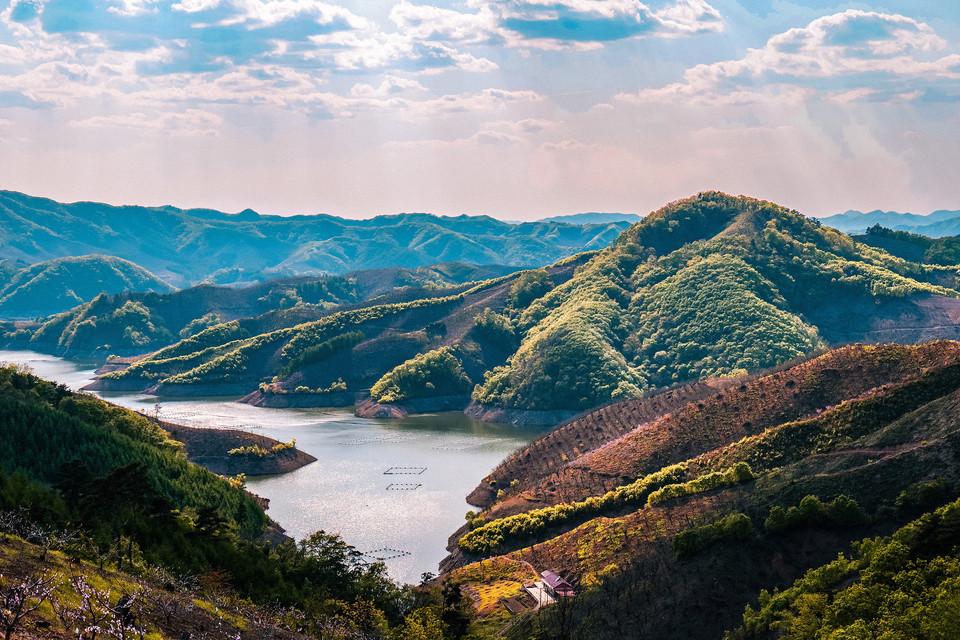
[90,257,589,398]
[442,341,960,640]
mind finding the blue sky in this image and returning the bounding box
[0,0,957,220]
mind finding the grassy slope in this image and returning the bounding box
[445,340,960,640]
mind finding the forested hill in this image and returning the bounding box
[469,192,960,413]
[445,341,960,639]
[0,262,519,357]
[0,254,175,318]
[0,190,628,287]
[76,192,960,416]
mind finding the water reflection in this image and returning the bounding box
[0,349,544,583]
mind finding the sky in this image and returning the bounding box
[0,0,957,221]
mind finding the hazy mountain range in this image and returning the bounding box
[0,190,631,288]
[820,208,960,236]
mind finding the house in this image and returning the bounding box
[541,570,575,598]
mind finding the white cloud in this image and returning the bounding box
[485,117,557,134]
[390,1,500,44]
[385,128,527,150]
[215,0,368,29]
[71,109,224,136]
[108,0,162,17]
[350,76,426,98]
[621,10,960,106]
[171,0,223,12]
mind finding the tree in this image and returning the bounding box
[0,571,57,640]
[508,269,552,309]
[399,607,446,640]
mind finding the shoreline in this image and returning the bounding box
[161,420,318,477]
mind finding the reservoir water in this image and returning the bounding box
[0,349,544,584]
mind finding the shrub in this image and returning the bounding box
[647,462,754,506]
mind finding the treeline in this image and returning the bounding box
[864,223,960,266]
[458,464,688,555]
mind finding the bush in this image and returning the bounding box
[508,269,552,308]
[458,463,687,555]
[647,462,754,506]
[473,309,517,350]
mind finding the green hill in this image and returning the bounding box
[0,254,175,318]
[61,192,960,415]
[443,341,960,639]
[0,190,628,287]
[470,193,960,413]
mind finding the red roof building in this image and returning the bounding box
[541,570,575,598]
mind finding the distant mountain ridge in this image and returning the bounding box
[0,190,631,287]
[538,212,643,224]
[821,208,960,236]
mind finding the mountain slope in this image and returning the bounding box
[851,224,960,267]
[0,190,628,286]
[0,254,175,318]
[90,259,589,398]
[443,341,960,640]
[471,192,960,413]
[65,192,960,417]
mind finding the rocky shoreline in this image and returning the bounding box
[354,395,472,418]
[239,388,361,408]
[464,401,576,427]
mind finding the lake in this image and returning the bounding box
[0,349,544,584]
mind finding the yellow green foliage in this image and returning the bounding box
[459,464,687,555]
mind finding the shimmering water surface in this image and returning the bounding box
[0,349,544,583]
